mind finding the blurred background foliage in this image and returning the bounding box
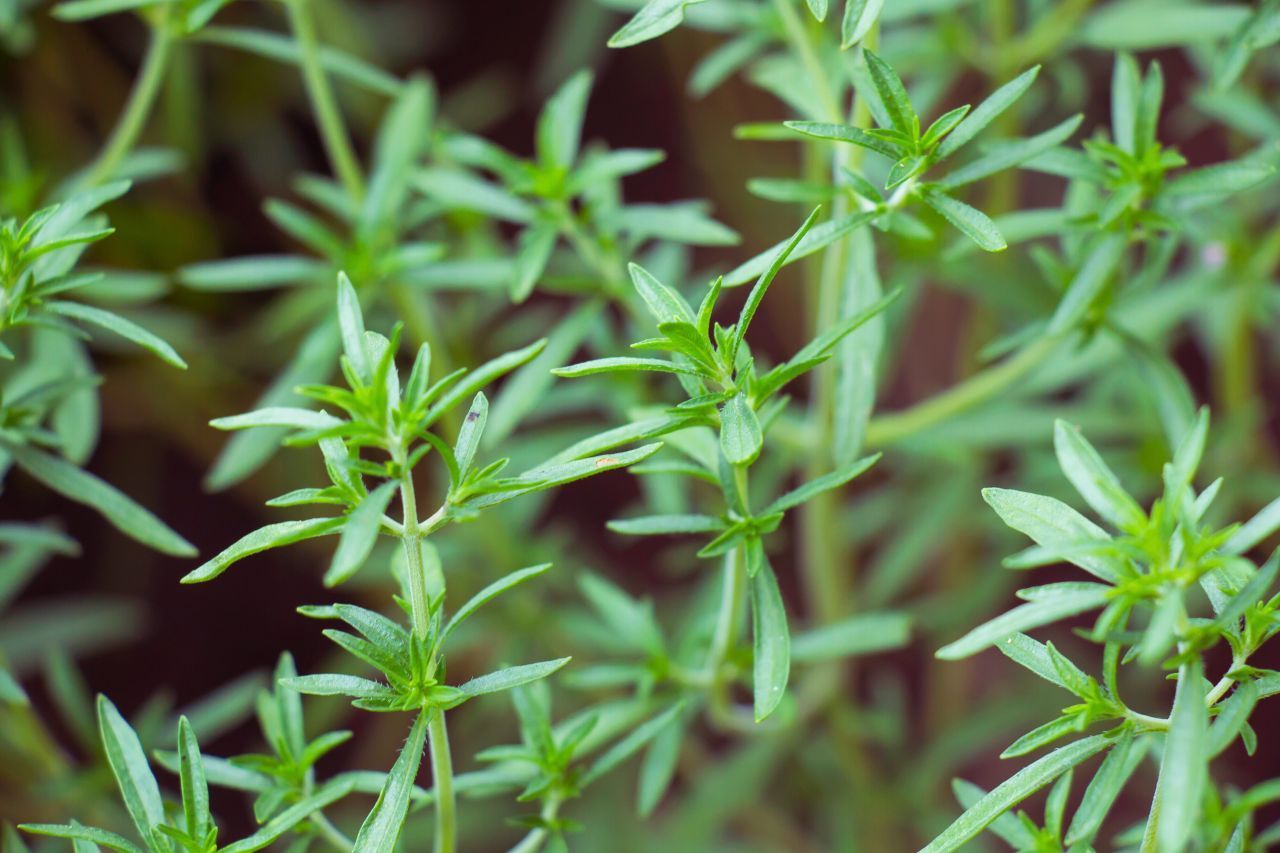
[1,0,1279,849]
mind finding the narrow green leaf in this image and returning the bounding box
[628,263,696,326]
[1079,3,1251,49]
[1209,681,1258,757]
[363,77,434,233]
[351,713,428,853]
[443,563,552,639]
[97,696,165,848]
[791,611,910,663]
[193,26,403,96]
[18,824,144,853]
[582,703,684,787]
[764,454,879,515]
[841,0,884,48]
[1225,496,1280,555]
[610,202,739,246]
[607,514,725,536]
[413,168,534,223]
[454,393,488,482]
[719,393,762,467]
[751,559,790,722]
[0,667,27,706]
[731,207,821,360]
[1148,657,1208,852]
[607,0,708,48]
[182,518,343,583]
[210,407,344,433]
[920,105,971,150]
[219,779,355,853]
[458,658,572,698]
[785,121,903,159]
[1064,732,1145,845]
[281,674,393,699]
[920,189,1006,252]
[936,585,1111,659]
[950,780,1037,849]
[936,65,1041,158]
[724,209,878,285]
[336,272,370,382]
[425,338,547,427]
[996,634,1090,694]
[512,221,558,303]
[537,70,592,169]
[51,0,169,21]
[577,573,664,656]
[921,735,1112,853]
[637,710,685,816]
[1134,61,1164,157]
[176,717,210,841]
[936,114,1083,189]
[45,302,186,368]
[1163,161,1275,203]
[981,487,1121,581]
[468,443,663,509]
[179,255,326,291]
[553,356,704,379]
[1112,53,1141,155]
[569,148,666,190]
[1,440,195,557]
[863,50,915,136]
[326,481,397,587]
[1053,420,1145,530]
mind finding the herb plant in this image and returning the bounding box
[3,0,1279,850]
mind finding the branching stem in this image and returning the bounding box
[83,11,176,188]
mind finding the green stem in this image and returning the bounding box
[310,811,353,850]
[864,334,1061,447]
[285,0,365,201]
[509,794,564,853]
[83,12,176,187]
[770,0,842,125]
[428,709,457,853]
[795,23,877,631]
[398,477,432,639]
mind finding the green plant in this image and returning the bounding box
[4,0,1280,850]
[927,411,1280,851]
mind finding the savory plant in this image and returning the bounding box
[2,0,1278,850]
[928,412,1280,851]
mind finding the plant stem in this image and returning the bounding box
[285,0,365,201]
[770,0,842,125]
[83,11,176,187]
[864,334,1061,447]
[396,453,455,851]
[509,793,564,853]
[310,811,354,850]
[398,476,432,639]
[428,709,458,853]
